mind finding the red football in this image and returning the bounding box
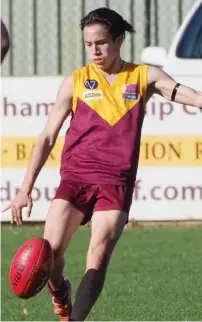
[10,237,53,299]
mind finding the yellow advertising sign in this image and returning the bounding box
[1,137,64,168]
[1,136,202,168]
[140,136,202,166]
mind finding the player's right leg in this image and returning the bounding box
[43,198,84,321]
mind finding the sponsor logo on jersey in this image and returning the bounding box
[83,90,103,100]
[122,84,139,100]
[84,80,98,90]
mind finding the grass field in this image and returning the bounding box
[1,225,202,321]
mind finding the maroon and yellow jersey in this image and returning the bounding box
[60,62,148,186]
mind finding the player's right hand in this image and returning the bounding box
[1,190,33,225]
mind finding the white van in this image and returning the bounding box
[140,0,202,134]
[129,0,202,221]
[141,0,202,89]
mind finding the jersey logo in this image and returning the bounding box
[122,84,139,100]
[83,90,103,100]
[84,79,98,90]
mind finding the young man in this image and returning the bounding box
[3,7,202,321]
[1,20,10,63]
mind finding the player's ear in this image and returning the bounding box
[116,35,124,47]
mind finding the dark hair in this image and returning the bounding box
[80,7,135,40]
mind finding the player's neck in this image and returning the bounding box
[99,58,124,77]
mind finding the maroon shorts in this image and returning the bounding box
[54,180,134,225]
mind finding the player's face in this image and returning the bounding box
[83,23,122,69]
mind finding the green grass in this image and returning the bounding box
[1,225,202,321]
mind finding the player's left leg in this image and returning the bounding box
[70,209,128,321]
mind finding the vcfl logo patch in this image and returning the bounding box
[84,80,98,90]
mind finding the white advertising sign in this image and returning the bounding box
[1,77,202,221]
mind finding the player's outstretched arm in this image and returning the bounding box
[1,75,73,224]
[147,65,202,109]
[20,75,73,194]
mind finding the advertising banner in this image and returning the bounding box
[1,77,202,221]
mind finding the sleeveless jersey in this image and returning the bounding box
[60,62,148,186]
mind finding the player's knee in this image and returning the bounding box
[43,234,64,260]
[87,245,111,270]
